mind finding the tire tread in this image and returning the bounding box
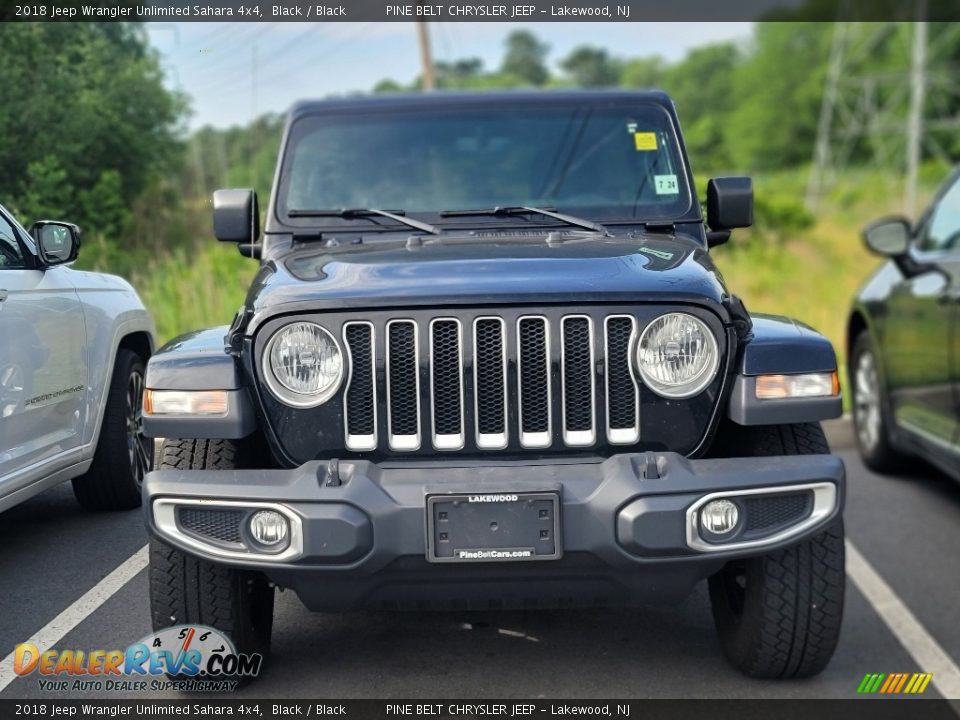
[148,438,273,669]
[708,422,845,679]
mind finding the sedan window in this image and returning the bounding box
[921,176,960,252]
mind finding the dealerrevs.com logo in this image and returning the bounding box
[13,625,261,693]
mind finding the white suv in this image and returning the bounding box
[0,204,155,512]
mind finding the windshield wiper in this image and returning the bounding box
[440,206,608,235]
[288,208,441,235]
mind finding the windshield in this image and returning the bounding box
[277,100,693,225]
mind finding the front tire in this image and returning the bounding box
[707,422,845,678]
[73,349,152,510]
[148,438,275,676]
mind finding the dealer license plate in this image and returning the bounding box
[425,491,561,563]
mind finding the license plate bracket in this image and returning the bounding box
[426,491,561,563]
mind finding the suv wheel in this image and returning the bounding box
[148,438,275,676]
[707,422,845,678]
[0,347,31,419]
[72,348,153,511]
[851,333,909,473]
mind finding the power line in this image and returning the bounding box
[807,17,960,213]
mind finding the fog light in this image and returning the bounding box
[700,499,739,536]
[248,510,289,548]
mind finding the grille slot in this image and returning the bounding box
[343,322,377,451]
[743,492,812,536]
[430,319,465,450]
[604,315,639,444]
[178,507,245,547]
[517,316,551,448]
[474,317,508,449]
[386,320,421,450]
[561,315,596,447]
[337,310,688,453]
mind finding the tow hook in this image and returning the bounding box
[320,458,341,487]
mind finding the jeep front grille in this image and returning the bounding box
[342,311,643,453]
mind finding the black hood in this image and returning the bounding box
[244,233,732,332]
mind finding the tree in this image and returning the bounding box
[723,23,833,171]
[560,46,621,87]
[501,30,550,86]
[661,43,740,171]
[0,23,186,235]
[435,58,485,88]
[619,56,666,89]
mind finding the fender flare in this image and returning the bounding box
[727,314,842,426]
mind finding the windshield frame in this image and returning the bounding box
[269,94,701,234]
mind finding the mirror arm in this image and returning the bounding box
[237,242,262,260]
[706,230,731,248]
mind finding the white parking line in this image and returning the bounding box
[0,544,148,693]
[846,539,960,699]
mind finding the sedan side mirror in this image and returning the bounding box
[213,189,260,245]
[863,217,911,257]
[30,221,81,265]
[707,177,754,231]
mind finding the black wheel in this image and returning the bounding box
[850,333,910,473]
[707,422,845,678]
[72,348,152,511]
[0,346,31,420]
[149,438,275,678]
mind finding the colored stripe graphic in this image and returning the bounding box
[857,673,885,693]
[879,674,896,693]
[857,672,933,694]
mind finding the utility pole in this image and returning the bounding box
[905,6,927,217]
[806,21,848,211]
[416,21,435,91]
[806,18,957,213]
[251,41,259,186]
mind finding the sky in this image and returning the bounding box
[146,22,754,129]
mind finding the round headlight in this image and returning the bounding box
[636,313,719,398]
[263,322,344,407]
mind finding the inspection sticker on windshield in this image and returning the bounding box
[633,132,658,151]
[654,174,680,195]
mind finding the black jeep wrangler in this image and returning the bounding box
[142,90,845,679]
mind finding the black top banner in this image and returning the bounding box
[0,700,959,720]
[3,0,960,22]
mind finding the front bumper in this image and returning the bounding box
[143,452,844,610]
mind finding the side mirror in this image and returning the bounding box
[863,217,911,257]
[213,189,260,244]
[30,221,81,265]
[707,177,754,231]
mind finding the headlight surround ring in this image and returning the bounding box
[636,312,720,399]
[261,321,345,408]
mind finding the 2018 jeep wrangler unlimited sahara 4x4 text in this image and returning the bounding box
[142,91,845,680]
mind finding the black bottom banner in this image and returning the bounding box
[1,700,959,720]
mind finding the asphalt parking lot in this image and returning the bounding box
[1,421,959,701]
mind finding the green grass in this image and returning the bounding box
[130,244,256,345]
